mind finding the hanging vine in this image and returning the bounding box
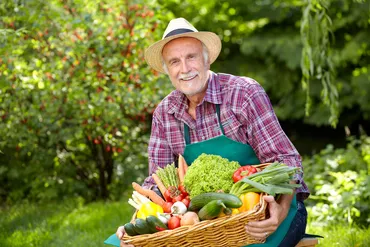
[301,0,339,127]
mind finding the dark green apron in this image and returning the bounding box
[183,104,297,247]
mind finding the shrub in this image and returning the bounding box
[303,135,370,226]
[0,0,172,204]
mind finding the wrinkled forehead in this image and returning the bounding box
[162,37,203,55]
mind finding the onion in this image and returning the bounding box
[180,211,200,226]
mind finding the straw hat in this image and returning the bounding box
[144,17,222,74]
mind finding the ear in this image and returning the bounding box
[206,60,211,70]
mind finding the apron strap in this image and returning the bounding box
[216,104,225,135]
[184,104,224,145]
[184,123,191,145]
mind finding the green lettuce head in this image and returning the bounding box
[183,154,240,198]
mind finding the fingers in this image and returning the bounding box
[120,241,134,247]
[116,226,125,240]
[247,196,279,228]
[245,195,280,239]
[263,195,280,216]
[245,219,277,239]
[245,217,279,238]
[117,226,135,246]
[262,195,276,203]
[245,217,278,237]
[245,225,271,240]
[247,215,279,229]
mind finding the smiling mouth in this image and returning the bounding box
[180,74,197,81]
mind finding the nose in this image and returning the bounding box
[180,60,190,73]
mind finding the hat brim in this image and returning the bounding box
[144,32,221,74]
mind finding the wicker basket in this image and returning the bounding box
[122,163,270,247]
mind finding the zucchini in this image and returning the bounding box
[123,222,139,236]
[146,215,168,232]
[198,199,227,220]
[133,218,153,235]
[189,192,242,211]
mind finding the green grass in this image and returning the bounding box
[1,200,370,247]
[307,223,370,247]
[0,199,134,247]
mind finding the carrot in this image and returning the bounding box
[178,154,185,185]
[180,154,189,174]
[152,173,166,196]
[132,182,165,207]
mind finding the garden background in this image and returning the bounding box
[0,0,369,246]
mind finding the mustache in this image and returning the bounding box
[178,71,198,80]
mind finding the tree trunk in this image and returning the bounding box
[97,143,109,199]
[91,142,109,199]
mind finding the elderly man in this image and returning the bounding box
[115,17,309,247]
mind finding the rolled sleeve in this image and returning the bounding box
[142,113,174,189]
[241,84,310,200]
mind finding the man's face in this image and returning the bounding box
[162,37,210,96]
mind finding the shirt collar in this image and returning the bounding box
[204,71,223,105]
[167,71,223,116]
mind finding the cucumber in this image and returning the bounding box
[146,215,168,232]
[123,222,139,236]
[223,207,232,215]
[198,199,226,220]
[133,218,153,235]
[189,192,242,211]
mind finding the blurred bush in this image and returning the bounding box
[0,0,172,204]
[303,135,370,227]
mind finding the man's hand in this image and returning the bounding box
[245,195,292,239]
[116,226,134,247]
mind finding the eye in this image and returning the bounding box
[170,60,179,66]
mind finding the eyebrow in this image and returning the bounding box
[187,52,198,57]
[167,52,198,63]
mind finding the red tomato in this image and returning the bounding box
[172,194,184,203]
[178,185,188,196]
[162,201,173,213]
[168,216,181,230]
[181,198,190,208]
[163,190,172,202]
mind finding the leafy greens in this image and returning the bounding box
[183,154,240,198]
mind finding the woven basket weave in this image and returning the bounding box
[122,163,270,247]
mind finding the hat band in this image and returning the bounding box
[164,28,194,38]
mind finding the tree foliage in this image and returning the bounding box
[301,0,339,127]
[0,0,172,203]
[161,0,370,126]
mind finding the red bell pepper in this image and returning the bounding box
[232,166,258,182]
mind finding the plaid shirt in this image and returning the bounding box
[143,71,309,200]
